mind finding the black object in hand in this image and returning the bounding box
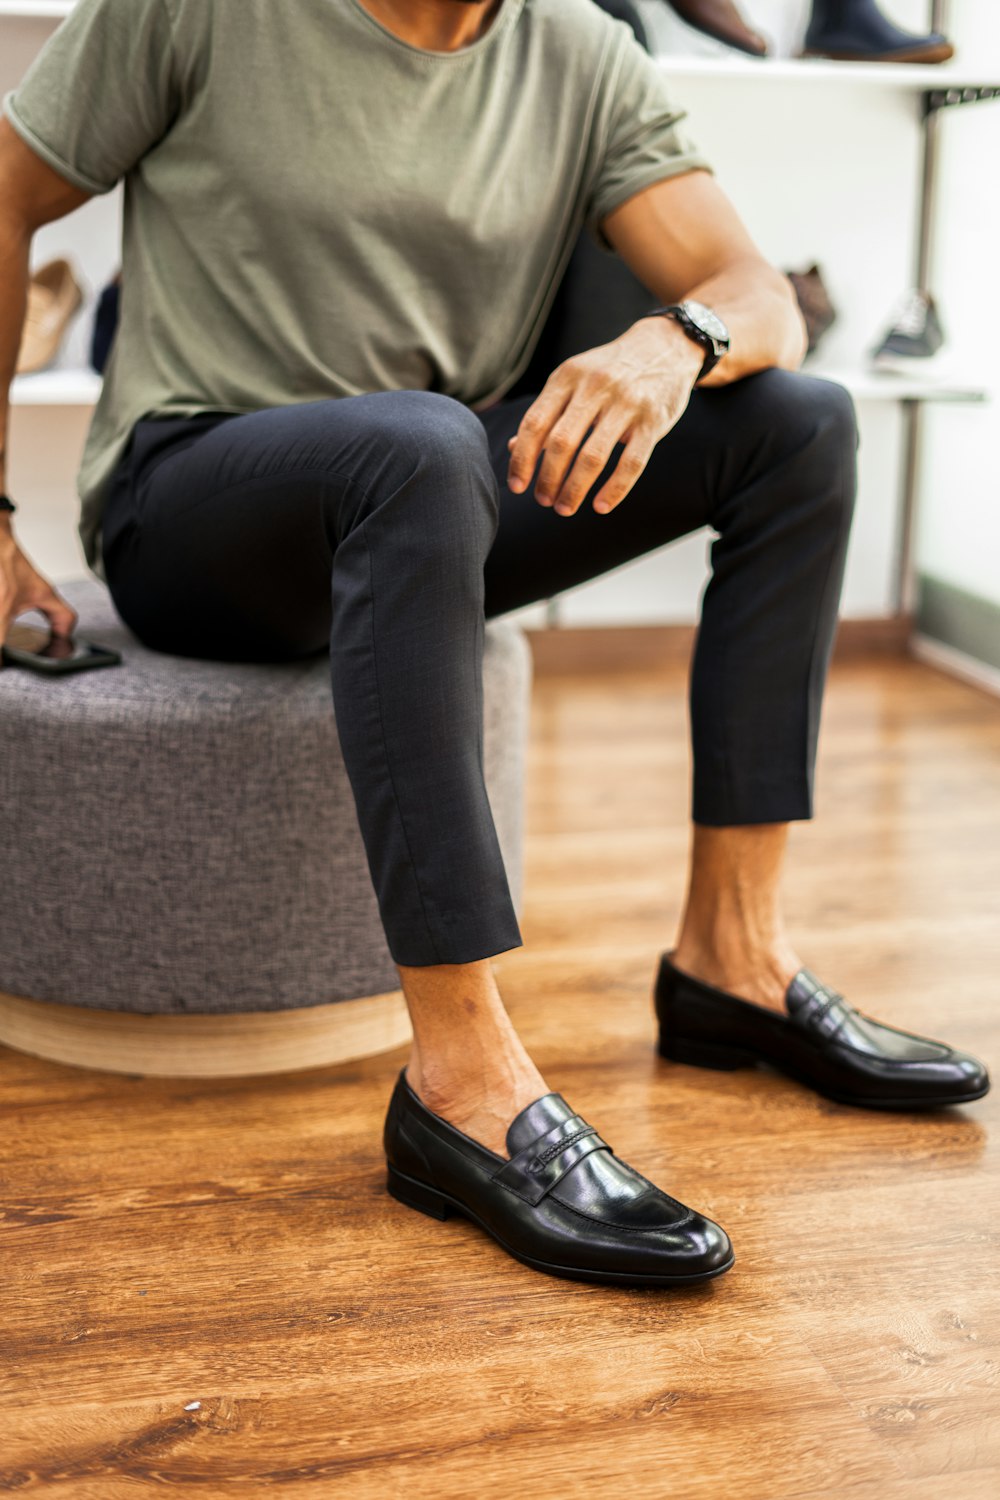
[2,622,122,675]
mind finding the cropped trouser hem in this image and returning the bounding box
[387,910,525,968]
[691,777,813,829]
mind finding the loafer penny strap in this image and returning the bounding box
[490,1114,612,1206]
[786,969,855,1041]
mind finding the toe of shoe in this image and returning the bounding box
[954,1052,990,1098]
[650,1212,733,1280]
[684,1214,734,1276]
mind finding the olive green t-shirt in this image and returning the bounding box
[3,0,711,580]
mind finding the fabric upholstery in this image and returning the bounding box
[0,578,531,1014]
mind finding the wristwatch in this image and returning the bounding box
[641,300,731,382]
[0,493,15,514]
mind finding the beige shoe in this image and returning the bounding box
[15,257,84,375]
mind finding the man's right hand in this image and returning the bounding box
[0,517,78,665]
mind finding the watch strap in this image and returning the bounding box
[641,304,725,382]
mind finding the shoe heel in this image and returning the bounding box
[659,1033,757,1072]
[386,1164,453,1221]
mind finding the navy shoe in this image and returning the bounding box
[803,0,954,64]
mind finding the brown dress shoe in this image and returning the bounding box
[16,257,84,376]
[786,263,838,355]
[664,0,769,57]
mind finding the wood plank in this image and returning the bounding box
[0,988,411,1078]
[525,616,914,675]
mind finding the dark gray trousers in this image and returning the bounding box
[101,368,859,965]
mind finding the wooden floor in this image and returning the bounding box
[2,655,998,1498]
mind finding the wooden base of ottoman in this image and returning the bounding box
[0,989,412,1078]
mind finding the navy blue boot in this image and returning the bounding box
[804,0,954,64]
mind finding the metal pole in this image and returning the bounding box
[895,400,923,616]
[894,0,950,616]
[914,96,940,289]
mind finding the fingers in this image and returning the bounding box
[42,593,79,639]
[528,398,610,512]
[589,432,655,516]
[3,584,78,644]
[505,342,684,517]
[507,407,654,518]
[543,412,632,516]
[506,378,571,496]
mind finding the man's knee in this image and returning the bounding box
[749,367,857,457]
[335,390,498,558]
[723,368,858,538]
[358,389,493,481]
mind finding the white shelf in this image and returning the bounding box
[805,365,989,403]
[654,54,1000,92]
[0,2,73,15]
[8,365,989,409]
[10,368,102,405]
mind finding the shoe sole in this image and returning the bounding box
[385,1164,735,1288]
[658,1033,990,1111]
[800,44,954,63]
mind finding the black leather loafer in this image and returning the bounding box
[655,954,990,1110]
[383,1068,734,1287]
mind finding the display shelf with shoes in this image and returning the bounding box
[635,0,999,629]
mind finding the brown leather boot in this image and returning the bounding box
[664,0,769,57]
[785,264,837,355]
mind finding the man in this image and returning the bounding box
[0,0,988,1290]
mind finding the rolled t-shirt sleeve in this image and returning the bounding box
[584,26,713,250]
[1,0,178,197]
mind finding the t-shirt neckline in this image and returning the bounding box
[343,0,524,60]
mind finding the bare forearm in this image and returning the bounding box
[676,256,807,388]
[0,210,31,523]
[603,173,809,389]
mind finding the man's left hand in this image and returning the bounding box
[505,316,704,516]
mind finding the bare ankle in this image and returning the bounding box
[405,1043,548,1158]
[671,940,800,1011]
[395,958,549,1153]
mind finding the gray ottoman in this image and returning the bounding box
[0,578,531,1075]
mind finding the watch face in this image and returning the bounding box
[683,301,729,345]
